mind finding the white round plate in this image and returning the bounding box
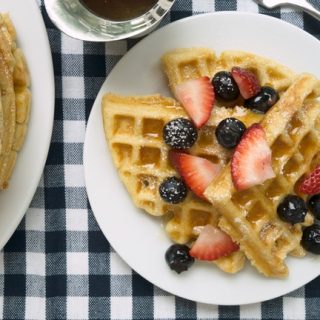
[0,0,54,249]
[84,12,320,305]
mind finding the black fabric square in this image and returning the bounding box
[46,275,67,297]
[84,55,106,77]
[85,98,95,121]
[305,275,320,297]
[170,11,192,22]
[52,52,62,77]
[132,273,153,296]
[175,296,197,319]
[55,98,63,121]
[45,187,65,209]
[89,275,110,297]
[304,12,320,38]
[88,231,109,253]
[4,230,26,252]
[4,275,26,296]
[46,231,66,253]
[46,143,64,165]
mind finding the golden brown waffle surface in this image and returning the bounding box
[102,93,253,273]
[205,74,320,278]
[102,47,320,277]
[0,13,31,189]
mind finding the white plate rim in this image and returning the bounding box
[0,0,55,250]
[84,12,320,305]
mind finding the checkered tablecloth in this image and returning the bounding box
[0,0,320,319]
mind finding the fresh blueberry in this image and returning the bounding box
[163,118,198,149]
[215,117,246,149]
[165,244,194,274]
[212,71,240,101]
[244,86,279,113]
[308,194,320,219]
[277,195,307,224]
[159,177,187,204]
[301,224,320,254]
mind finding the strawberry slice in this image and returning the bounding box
[190,225,239,261]
[174,76,215,128]
[298,165,320,195]
[169,151,222,199]
[231,67,261,99]
[231,123,275,191]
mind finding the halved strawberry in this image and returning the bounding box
[231,67,261,99]
[190,225,239,261]
[298,165,320,195]
[169,151,222,199]
[231,123,275,191]
[174,76,215,128]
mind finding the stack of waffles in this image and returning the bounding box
[102,47,320,277]
[0,13,31,189]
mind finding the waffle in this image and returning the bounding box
[161,48,310,273]
[204,73,320,278]
[102,93,258,273]
[0,13,31,189]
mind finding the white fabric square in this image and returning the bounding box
[26,252,46,276]
[25,297,46,320]
[196,302,219,319]
[283,297,305,320]
[67,252,89,275]
[62,77,84,99]
[66,209,88,231]
[64,165,85,187]
[154,295,176,319]
[62,33,84,55]
[240,302,261,319]
[237,0,259,12]
[25,208,45,231]
[67,296,89,320]
[105,41,127,55]
[110,252,132,275]
[63,120,86,143]
[193,0,215,12]
[111,296,132,319]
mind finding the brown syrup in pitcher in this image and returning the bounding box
[80,0,158,21]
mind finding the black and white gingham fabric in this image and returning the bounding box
[0,0,320,319]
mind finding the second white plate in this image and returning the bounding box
[0,0,54,250]
[84,12,320,305]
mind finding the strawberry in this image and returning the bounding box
[190,225,239,261]
[174,76,215,128]
[298,165,320,195]
[231,123,275,191]
[169,151,222,199]
[231,67,261,99]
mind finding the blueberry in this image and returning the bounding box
[301,224,320,254]
[212,71,240,101]
[165,244,194,274]
[159,177,187,204]
[215,117,246,149]
[308,194,320,219]
[163,118,197,149]
[277,195,307,224]
[244,86,279,113]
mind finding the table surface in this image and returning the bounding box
[1,0,320,319]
